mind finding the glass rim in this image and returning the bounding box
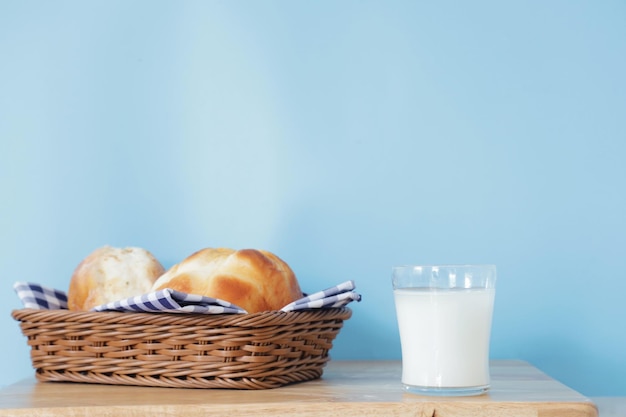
[391,264,497,289]
[392,264,496,269]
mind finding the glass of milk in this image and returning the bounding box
[391,264,496,396]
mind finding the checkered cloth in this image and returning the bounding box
[91,289,246,314]
[13,280,361,314]
[280,280,361,312]
[12,282,68,310]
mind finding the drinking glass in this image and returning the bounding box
[391,264,496,396]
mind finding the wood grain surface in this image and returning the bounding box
[0,360,598,416]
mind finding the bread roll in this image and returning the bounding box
[151,248,302,313]
[68,246,165,311]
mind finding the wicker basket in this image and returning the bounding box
[12,307,352,389]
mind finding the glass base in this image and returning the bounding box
[403,383,489,397]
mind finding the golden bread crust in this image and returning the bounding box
[151,248,302,313]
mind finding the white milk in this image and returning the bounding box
[393,288,495,389]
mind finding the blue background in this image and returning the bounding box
[1,0,625,396]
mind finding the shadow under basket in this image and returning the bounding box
[12,307,352,389]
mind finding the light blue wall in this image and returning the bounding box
[1,0,625,396]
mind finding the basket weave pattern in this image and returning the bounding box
[12,307,351,389]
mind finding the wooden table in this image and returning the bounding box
[0,360,597,416]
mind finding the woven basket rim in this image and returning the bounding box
[11,306,352,327]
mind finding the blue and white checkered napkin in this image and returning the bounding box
[12,282,68,310]
[280,280,361,312]
[91,289,246,314]
[13,280,361,314]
